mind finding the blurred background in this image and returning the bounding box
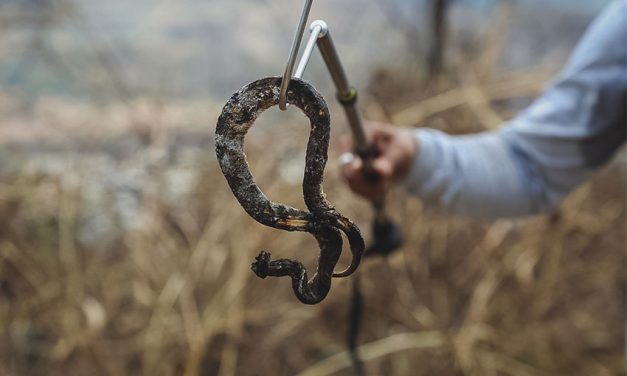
[0,0,624,375]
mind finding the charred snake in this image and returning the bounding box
[215,77,365,304]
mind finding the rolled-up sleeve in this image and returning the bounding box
[405,0,627,219]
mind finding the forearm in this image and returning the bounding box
[404,0,626,219]
[404,128,570,219]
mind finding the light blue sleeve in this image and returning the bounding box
[404,0,627,219]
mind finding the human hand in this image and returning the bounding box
[338,121,418,200]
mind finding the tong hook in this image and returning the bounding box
[279,0,314,111]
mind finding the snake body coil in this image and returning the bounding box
[215,77,364,304]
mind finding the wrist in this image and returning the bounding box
[396,128,419,182]
[403,128,441,196]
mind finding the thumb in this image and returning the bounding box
[371,155,394,180]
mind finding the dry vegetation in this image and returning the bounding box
[1,66,625,376]
[0,2,625,376]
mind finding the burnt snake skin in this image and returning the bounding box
[215,76,365,304]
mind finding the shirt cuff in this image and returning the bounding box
[403,128,444,196]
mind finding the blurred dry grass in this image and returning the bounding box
[1,2,625,376]
[1,68,625,376]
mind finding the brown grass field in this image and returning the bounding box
[0,2,625,375]
[0,64,625,376]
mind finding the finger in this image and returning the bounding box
[341,155,362,181]
[341,149,392,186]
[342,157,389,199]
[338,121,394,158]
[372,156,394,180]
[364,120,397,139]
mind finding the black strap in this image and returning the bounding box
[347,218,404,374]
[347,277,364,376]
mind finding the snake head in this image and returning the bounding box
[251,250,271,278]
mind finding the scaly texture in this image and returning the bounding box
[215,76,364,304]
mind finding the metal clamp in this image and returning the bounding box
[278,0,314,111]
[295,19,403,254]
[296,20,369,161]
[294,20,328,79]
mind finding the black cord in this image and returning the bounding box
[347,218,404,375]
[347,277,364,376]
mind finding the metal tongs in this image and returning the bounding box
[279,1,402,255]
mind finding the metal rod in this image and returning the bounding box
[314,23,370,157]
[294,21,327,79]
[279,0,314,110]
[313,21,388,217]
[317,32,351,96]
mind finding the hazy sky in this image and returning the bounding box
[0,0,610,101]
